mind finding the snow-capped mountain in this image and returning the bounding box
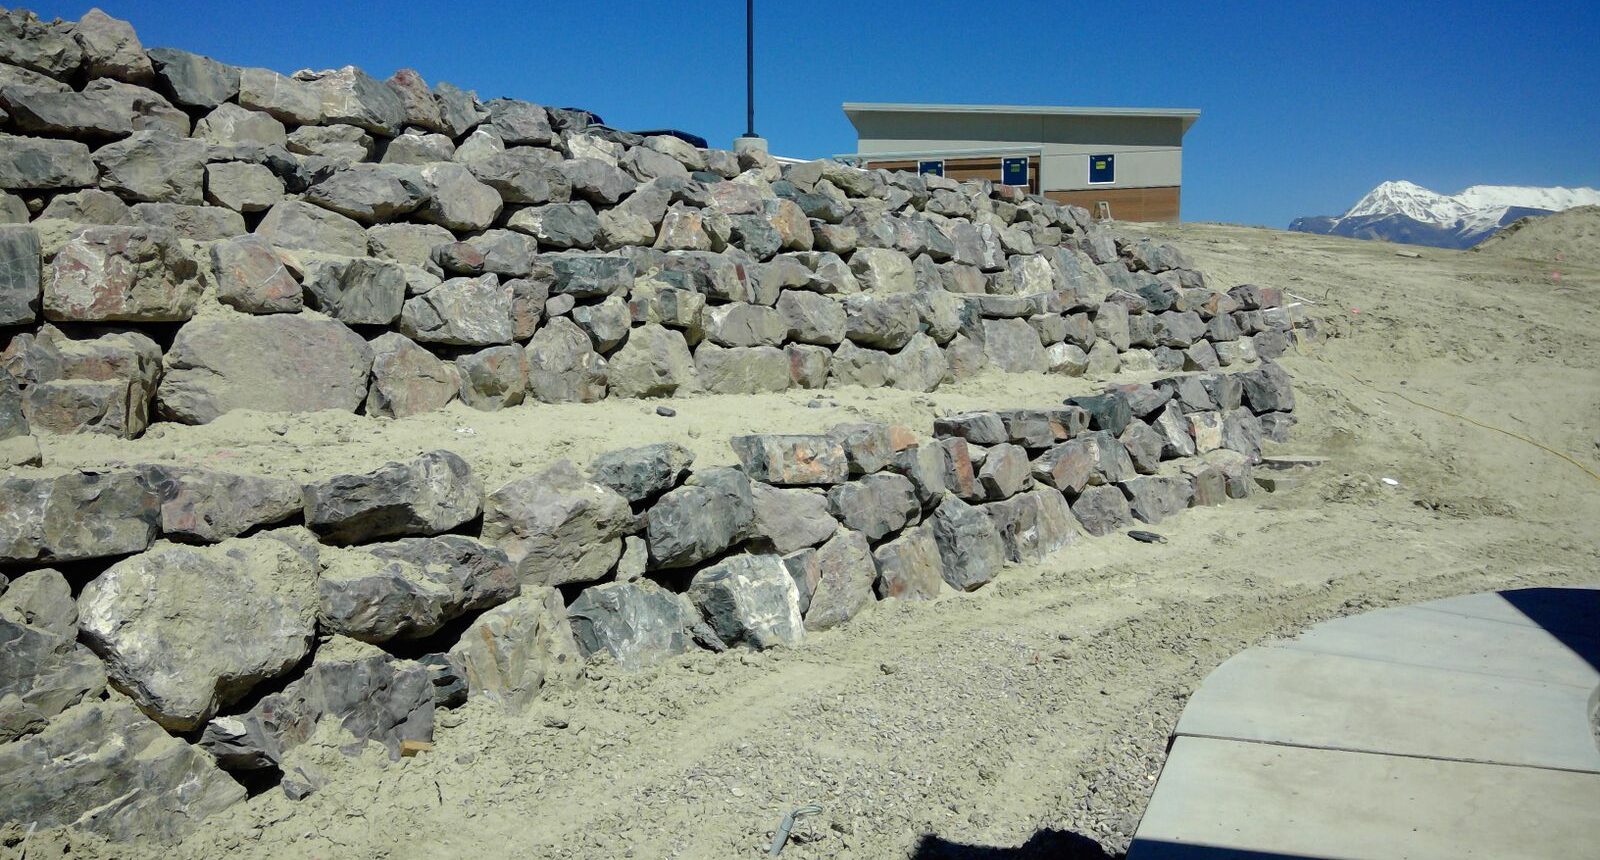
[1289,181,1600,249]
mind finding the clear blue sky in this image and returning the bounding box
[31,0,1600,226]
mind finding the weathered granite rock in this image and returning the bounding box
[237,65,321,124]
[848,246,914,292]
[934,411,1008,446]
[731,433,849,486]
[1031,439,1094,493]
[588,441,694,502]
[256,199,368,257]
[1240,361,1295,413]
[1121,474,1193,524]
[1222,407,1264,463]
[433,80,488,138]
[695,342,790,394]
[1070,484,1132,537]
[302,65,405,135]
[0,469,159,564]
[317,536,518,642]
[562,156,636,206]
[1184,461,1228,507]
[400,273,513,346]
[842,293,919,349]
[978,442,1032,500]
[366,332,459,418]
[44,225,202,322]
[828,339,892,388]
[525,316,608,403]
[158,315,373,423]
[647,467,755,568]
[510,200,598,249]
[0,568,75,638]
[6,323,163,437]
[93,131,207,203]
[1119,421,1166,474]
[416,161,502,231]
[382,130,455,164]
[303,450,481,544]
[793,529,871,631]
[137,464,302,543]
[0,223,38,324]
[456,345,527,411]
[827,472,919,541]
[126,202,244,242]
[605,323,696,398]
[1152,402,1198,459]
[0,134,96,190]
[482,460,632,586]
[78,533,319,730]
[688,552,803,650]
[0,699,245,843]
[786,343,831,388]
[978,317,1045,373]
[70,8,151,82]
[146,46,237,108]
[209,233,299,313]
[200,638,433,783]
[747,482,837,555]
[383,68,445,132]
[828,420,908,476]
[299,254,406,325]
[930,495,1007,591]
[0,617,105,743]
[36,189,130,225]
[571,295,631,352]
[566,580,699,669]
[304,164,427,224]
[888,441,948,508]
[983,487,1077,562]
[1066,392,1133,435]
[287,122,373,162]
[448,586,581,710]
[872,524,943,600]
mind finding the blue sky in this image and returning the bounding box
[31,0,1600,226]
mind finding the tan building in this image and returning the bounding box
[840,102,1200,222]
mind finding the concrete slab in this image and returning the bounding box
[1130,736,1600,860]
[1283,605,1600,689]
[1412,586,1600,642]
[1175,647,1600,772]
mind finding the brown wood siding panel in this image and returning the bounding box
[1044,186,1181,222]
[864,156,1040,194]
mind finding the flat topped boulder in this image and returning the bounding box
[77,532,321,731]
[303,450,482,545]
[317,536,517,642]
[0,469,159,564]
[44,225,203,322]
[730,433,849,486]
[481,460,633,587]
[156,314,373,424]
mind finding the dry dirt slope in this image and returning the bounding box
[7,223,1598,860]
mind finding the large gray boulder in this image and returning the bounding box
[303,450,481,545]
[694,342,790,394]
[730,433,849,486]
[687,552,804,650]
[456,345,527,411]
[137,464,303,543]
[447,586,582,709]
[647,467,756,568]
[1070,484,1132,537]
[588,442,694,503]
[872,524,944,601]
[566,580,700,669]
[930,495,1007,591]
[8,325,162,439]
[93,131,207,203]
[983,487,1078,563]
[366,332,460,419]
[826,472,919,541]
[1122,474,1194,524]
[467,148,571,205]
[482,460,633,586]
[400,273,514,345]
[748,483,838,554]
[157,315,374,424]
[72,9,151,82]
[303,65,405,135]
[0,699,245,843]
[842,293,920,349]
[0,7,82,78]
[256,199,368,257]
[0,617,105,743]
[209,233,300,313]
[0,224,41,325]
[0,134,96,190]
[0,469,159,564]
[300,254,407,325]
[417,161,502,231]
[77,532,321,731]
[44,225,203,322]
[605,323,697,398]
[1241,361,1295,413]
[0,568,76,637]
[304,163,428,224]
[525,317,607,403]
[802,529,876,631]
[238,66,322,124]
[147,47,238,108]
[317,536,518,642]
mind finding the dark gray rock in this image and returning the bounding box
[0,470,159,564]
[485,98,555,146]
[0,568,74,638]
[366,331,460,419]
[127,202,245,242]
[416,161,502,231]
[509,200,598,249]
[78,532,320,731]
[400,273,514,346]
[826,472,919,541]
[547,253,634,297]
[802,529,875,631]
[1065,392,1133,435]
[468,148,571,205]
[1222,407,1264,463]
[1200,371,1244,411]
[647,467,756,568]
[872,524,944,600]
[0,7,81,77]
[930,496,1007,591]
[138,464,302,543]
[303,450,482,545]
[983,488,1078,562]
[256,199,368,257]
[481,460,632,586]
[605,323,696,398]
[1152,402,1198,459]
[446,586,581,709]
[1241,361,1295,413]
[843,293,920,349]
[748,483,838,555]
[0,224,41,325]
[978,442,1032,500]
[317,536,518,642]
[525,317,608,403]
[0,699,245,843]
[238,66,321,124]
[148,47,239,109]
[93,131,207,203]
[0,133,95,190]
[566,580,700,669]
[207,233,300,314]
[571,295,632,352]
[588,442,694,502]
[301,255,407,325]
[827,421,905,476]
[1121,474,1194,524]
[889,441,948,508]
[696,342,790,393]
[1119,421,1166,474]
[1070,484,1132,537]
[0,617,105,743]
[456,345,527,411]
[305,164,428,224]
[933,411,1008,445]
[731,433,850,486]
[562,157,636,206]
[688,552,803,649]
[303,65,405,135]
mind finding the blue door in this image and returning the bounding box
[1089,154,1115,184]
[1001,157,1029,186]
[918,160,944,177]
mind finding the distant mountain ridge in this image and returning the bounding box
[1289,181,1600,249]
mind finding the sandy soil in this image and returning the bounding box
[7,223,1599,860]
[1473,205,1600,272]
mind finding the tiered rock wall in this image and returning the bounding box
[0,5,1313,845]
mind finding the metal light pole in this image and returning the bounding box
[734,0,768,155]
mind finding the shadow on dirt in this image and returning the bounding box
[909,829,1117,859]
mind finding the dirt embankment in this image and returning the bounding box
[9,223,1598,860]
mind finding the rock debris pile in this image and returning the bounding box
[0,4,1313,845]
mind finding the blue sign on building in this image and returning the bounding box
[1001,156,1029,186]
[917,160,944,177]
[1089,153,1115,184]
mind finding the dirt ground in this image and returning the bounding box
[7,222,1599,860]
